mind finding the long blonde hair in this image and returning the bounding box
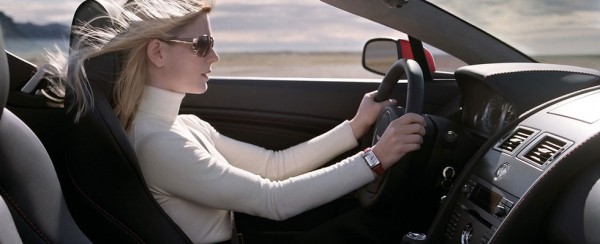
[64,0,212,129]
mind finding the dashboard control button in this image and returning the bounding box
[461,224,473,244]
[494,205,508,218]
[445,131,458,143]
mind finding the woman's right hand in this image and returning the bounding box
[372,113,427,170]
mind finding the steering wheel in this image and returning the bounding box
[358,58,425,208]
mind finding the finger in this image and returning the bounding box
[391,123,422,135]
[397,143,421,154]
[365,90,378,98]
[376,98,396,107]
[415,124,426,136]
[405,113,427,126]
[389,121,426,135]
[389,133,423,145]
[387,98,397,106]
[400,134,424,145]
[395,113,425,125]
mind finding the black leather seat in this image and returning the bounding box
[0,195,21,243]
[58,0,192,242]
[0,26,91,243]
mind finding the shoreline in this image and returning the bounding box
[212,52,381,79]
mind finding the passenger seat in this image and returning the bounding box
[0,26,91,243]
[0,195,21,243]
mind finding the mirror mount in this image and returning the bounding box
[381,0,410,8]
[407,36,433,81]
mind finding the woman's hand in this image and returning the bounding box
[372,113,426,170]
[349,91,396,139]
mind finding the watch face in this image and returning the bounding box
[364,151,379,168]
[365,154,373,167]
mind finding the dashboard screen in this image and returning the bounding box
[469,184,502,213]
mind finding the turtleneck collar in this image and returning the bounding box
[137,85,186,124]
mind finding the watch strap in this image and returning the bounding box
[371,162,384,176]
[362,147,384,176]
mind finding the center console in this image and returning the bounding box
[433,88,600,243]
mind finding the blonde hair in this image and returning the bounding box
[63,0,213,129]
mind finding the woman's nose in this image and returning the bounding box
[206,49,219,63]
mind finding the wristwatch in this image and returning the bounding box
[362,147,384,176]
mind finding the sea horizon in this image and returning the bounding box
[5,37,599,79]
[4,37,368,61]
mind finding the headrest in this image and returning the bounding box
[84,51,123,105]
[70,0,123,105]
[0,26,9,116]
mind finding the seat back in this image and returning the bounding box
[0,26,91,243]
[0,195,21,244]
[60,1,192,242]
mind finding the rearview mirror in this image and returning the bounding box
[362,38,436,75]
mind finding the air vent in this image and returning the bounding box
[496,127,536,153]
[523,135,568,165]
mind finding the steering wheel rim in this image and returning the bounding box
[359,58,425,208]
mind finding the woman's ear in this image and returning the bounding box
[146,39,166,68]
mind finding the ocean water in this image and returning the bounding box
[3,36,365,65]
[4,38,69,64]
[6,37,598,73]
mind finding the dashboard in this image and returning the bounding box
[463,88,517,137]
[439,87,600,243]
[426,63,600,243]
[456,63,600,139]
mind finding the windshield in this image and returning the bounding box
[428,0,600,70]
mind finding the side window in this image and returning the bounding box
[424,44,468,73]
[209,1,467,79]
[208,2,398,79]
[1,1,466,78]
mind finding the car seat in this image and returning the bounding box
[0,195,21,243]
[58,0,193,242]
[0,26,91,243]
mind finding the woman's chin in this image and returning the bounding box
[188,84,208,94]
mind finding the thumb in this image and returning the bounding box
[384,98,397,106]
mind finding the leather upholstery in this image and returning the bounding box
[0,26,90,243]
[0,26,7,116]
[0,25,20,244]
[0,195,21,244]
[58,0,192,242]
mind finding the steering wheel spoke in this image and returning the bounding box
[359,59,425,208]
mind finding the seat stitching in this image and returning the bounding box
[65,165,146,243]
[0,186,51,243]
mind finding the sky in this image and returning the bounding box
[0,0,81,25]
[428,0,600,55]
[0,0,400,53]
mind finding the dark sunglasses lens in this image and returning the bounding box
[194,35,214,57]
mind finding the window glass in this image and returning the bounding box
[427,0,600,70]
[0,0,466,78]
[210,1,465,78]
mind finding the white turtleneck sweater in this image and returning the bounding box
[128,86,376,244]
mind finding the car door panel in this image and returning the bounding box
[180,77,460,150]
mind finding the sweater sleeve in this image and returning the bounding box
[182,116,359,180]
[135,130,375,221]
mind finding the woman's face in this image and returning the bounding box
[151,13,219,94]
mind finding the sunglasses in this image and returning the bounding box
[164,34,214,57]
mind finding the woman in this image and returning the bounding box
[63,0,426,243]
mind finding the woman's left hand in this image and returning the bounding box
[349,91,396,139]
